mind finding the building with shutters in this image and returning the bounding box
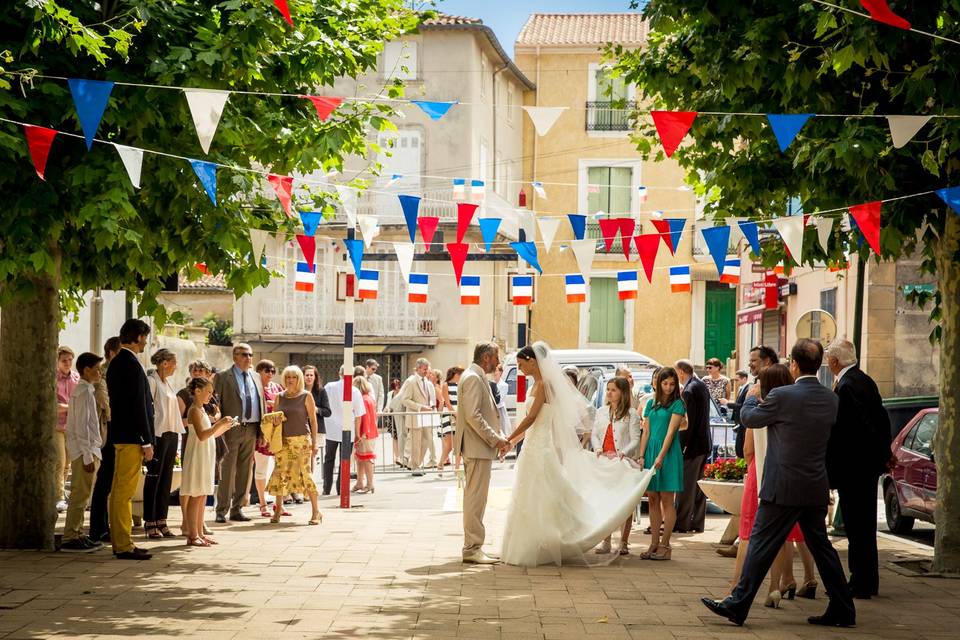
[514,13,737,367]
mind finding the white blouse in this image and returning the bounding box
[148,370,186,437]
[590,406,642,456]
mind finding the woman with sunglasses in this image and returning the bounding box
[253,359,284,518]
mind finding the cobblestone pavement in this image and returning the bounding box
[1,464,956,639]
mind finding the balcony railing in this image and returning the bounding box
[586,101,636,132]
[260,297,438,338]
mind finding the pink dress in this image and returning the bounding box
[739,458,804,542]
[356,393,378,461]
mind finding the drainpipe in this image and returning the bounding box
[532,45,541,210]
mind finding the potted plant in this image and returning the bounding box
[697,458,747,545]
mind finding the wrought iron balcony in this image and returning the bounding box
[585,101,636,132]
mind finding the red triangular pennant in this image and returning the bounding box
[598,218,620,253]
[273,0,294,26]
[196,262,210,276]
[296,234,316,271]
[650,219,675,254]
[304,96,343,121]
[456,202,478,243]
[618,218,636,260]
[446,242,469,286]
[634,234,661,283]
[651,111,697,158]
[418,216,440,248]
[860,0,911,30]
[848,201,882,255]
[268,173,294,217]
[24,125,57,180]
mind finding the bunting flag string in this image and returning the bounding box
[523,106,567,136]
[411,100,457,121]
[273,0,294,26]
[936,186,960,215]
[67,79,114,150]
[669,265,691,293]
[538,217,562,253]
[249,228,269,265]
[335,185,357,227]
[294,262,315,292]
[24,125,57,180]
[446,242,469,285]
[700,225,732,277]
[183,88,230,154]
[303,95,343,121]
[638,186,648,202]
[738,220,762,256]
[113,143,143,188]
[267,173,294,217]
[571,238,596,276]
[766,114,814,152]
[394,242,414,283]
[532,181,547,199]
[470,179,485,200]
[634,234,660,283]
[565,274,586,303]
[618,219,636,261]
[651,111,697,158]
[858,0,911,30]
[343,238,364,277]
[617,270,639,300]
[772,216,806,264]
[460,275,481,305]
[189,159,218,205]
[887,115,931,148]
[567,214,587,241]
[407,273,428,303]
[512,275,533,305]
[456,202,478,243]
[398,194,420,243]
[417,216,440,248]
[295,234,316,271]
[358,270,379,300]
[720,258,741,284]
[478,217,502,252]
[299,211,322,236]
[357,213,380,248]
[848,201,883,254]
[598,218,621,253]
[814,217,835,253]
[651,218,686,255]
[511,241,542,274]
[452,178,466,200]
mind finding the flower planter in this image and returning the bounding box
[698,479,745,545]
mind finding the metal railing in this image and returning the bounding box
[586,101,637,131]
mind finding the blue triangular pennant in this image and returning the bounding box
[848,214,865,249]
[738,220,761,256]
[67,79,114,150]
[343,238,364,277]
[398,194,420,243]
[765,114,814,153]
[510,241,542,274]
[411,100,458,121]
[189,159,217,206]
[479,218,502,252]
[666,218,686,252]
[700,225,731,276]
[935,185,960,215]
[567,214,587,240]
[299,211,322,236]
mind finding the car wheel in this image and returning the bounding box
[884,482,914,534]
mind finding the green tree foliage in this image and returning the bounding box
[612,0,960,574]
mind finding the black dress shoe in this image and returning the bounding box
[808,612,856,627]
[701,598,745,626]
[115,548,152,560]
[215,514,227,524]
[229,512,251,522]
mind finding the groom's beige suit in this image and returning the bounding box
[455,363,504,557]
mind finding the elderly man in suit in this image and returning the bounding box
[213,342,266,523]
[674,359,712,533]
[702,339,856,628]
[106,319,155,560]
[365,359,386,413]
[456,342,511,564]
[826,339,892,599]
[398,357,436,477]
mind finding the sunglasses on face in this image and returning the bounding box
[238,353,253,358]
[264,368,276,373]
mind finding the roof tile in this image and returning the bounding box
[516,13,648,47]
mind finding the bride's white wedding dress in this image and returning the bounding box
[501,343,656,567]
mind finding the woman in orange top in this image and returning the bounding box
[590,377,643,555]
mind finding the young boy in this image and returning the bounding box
[62,352,105,552]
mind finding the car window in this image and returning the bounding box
[506,368,516,395]
[901,421,920,451]
[912,414,938,458]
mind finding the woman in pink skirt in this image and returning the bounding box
[352,376,379,494]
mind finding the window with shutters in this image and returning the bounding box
[588,277,626,344]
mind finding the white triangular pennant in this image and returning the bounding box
[887,115,932,149]
[357,214,380,248]
[522,106,568,136]
[813,217,834,254]
[183,89,230,154]
[113,143,143,189]
[517,210,537,244]
[335,185,358,227]
[537,217,562,252]
[773,216,805,263]
[571,238,596,277]
[249,229,270,264]
[393,242,414,283]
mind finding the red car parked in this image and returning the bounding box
[882,408,938,533]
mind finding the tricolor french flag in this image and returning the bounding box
[720,258,741,284]
[470,179,485,199]
[358,269,379,300]
[512,275,533,305]
[294,261,315,292]
[669,265,691,292]
[617,270,638,300]
[565,274,586,303]
[408,273,428,303]
[452,178,466,200]
[460,275,481,305]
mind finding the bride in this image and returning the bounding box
[500,342,655,567]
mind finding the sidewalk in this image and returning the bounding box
[0,464,955,639]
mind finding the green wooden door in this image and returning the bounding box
[704,283,736,362]
[589,277,625,344]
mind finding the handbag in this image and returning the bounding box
[260,411,285,454]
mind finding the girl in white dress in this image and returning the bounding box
[182,378,235,547]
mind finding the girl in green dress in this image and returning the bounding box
[639,367,686,561]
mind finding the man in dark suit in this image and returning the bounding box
[826,339,892,598]
[214,342,265,523]
[674,359,712,533]
[702,339,856,627]
[106,319,155,560]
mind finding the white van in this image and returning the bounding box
[502,348,660,413]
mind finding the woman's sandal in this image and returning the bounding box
[260,505,271,518]
[650,545,672,561]
[308,513,323,525]
[145,522,162,539]
[270,507,282,524]
[639,546,659,560]
[618,541,630,556]
[158,522,176,538]
[187,537,209,547]
[202,536,219,545]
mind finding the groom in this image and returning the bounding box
[455,341,511,564]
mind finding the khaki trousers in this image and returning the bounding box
[406,425,427,470]
[54,431,68,500]
[63,457,99,542]
[462,457,492,556]
[109,444,144,554]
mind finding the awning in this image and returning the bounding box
[737,305,765,326]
